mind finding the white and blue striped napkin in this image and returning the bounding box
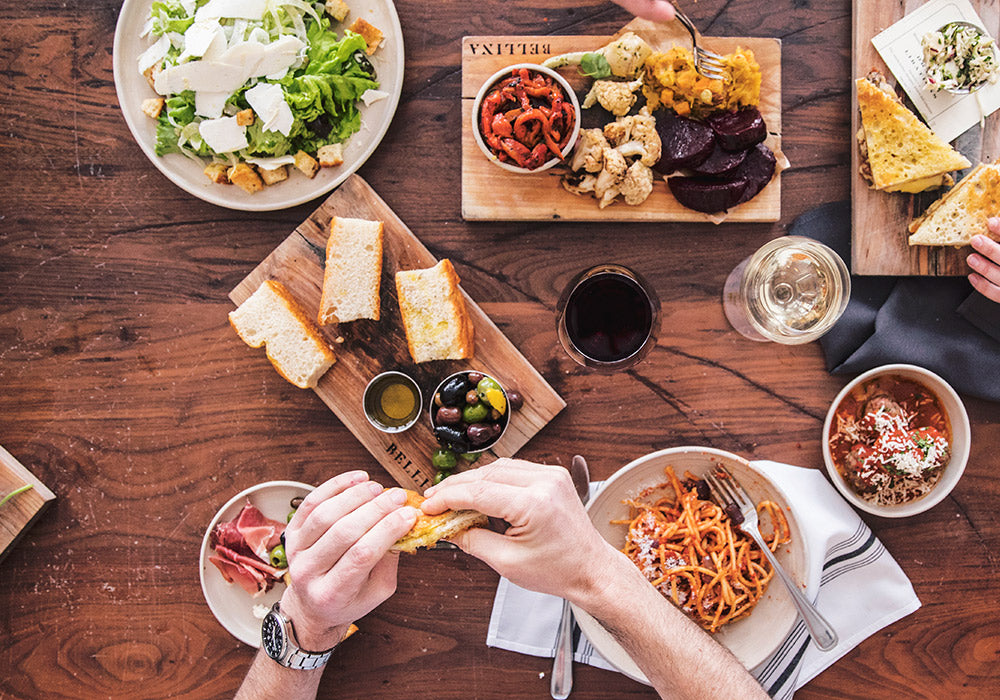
[486,461,921,698]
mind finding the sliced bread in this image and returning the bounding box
[395,259,475,363]
[230,280,336,389]
[390,490,488,553]
[318,216,384,324]
[908,163,1000,246]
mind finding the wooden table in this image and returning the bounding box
[1,1,998,698]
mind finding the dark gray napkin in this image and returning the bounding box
[789,201,1000,403]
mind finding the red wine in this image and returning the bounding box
[564,273,654,363]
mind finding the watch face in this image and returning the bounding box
[261,612,285,660]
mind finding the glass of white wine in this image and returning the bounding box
[723,236,850,344]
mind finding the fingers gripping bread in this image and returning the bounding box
[391,490,488,553]
[229,280,336,389]
[395,259,475,363]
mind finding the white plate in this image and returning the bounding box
[112,1,403,211]
[199,480,314,646]
[572,447,811,682]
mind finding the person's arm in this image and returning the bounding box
[967,218,1000,303]
[612,0,676,21]
[235,470,417,700]
[421,460,768,700]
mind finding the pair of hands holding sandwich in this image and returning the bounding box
[237,459,767,700]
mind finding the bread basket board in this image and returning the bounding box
[0,446,56,566]
[230,175,565,491]
[461,18,782,222]
[851,0,999,275]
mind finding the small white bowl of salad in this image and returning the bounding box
[113,0,403,211]
[921,21,999,95]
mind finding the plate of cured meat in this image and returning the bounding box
[199,480,314,646]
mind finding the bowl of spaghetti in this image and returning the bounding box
[572,447,810,678]
[823,364,970,518]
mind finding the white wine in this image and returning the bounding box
[723,237,850,344]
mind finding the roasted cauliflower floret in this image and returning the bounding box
[582,78,643,116]
[570,129,611,173]
[594,147,627,206]
[619,161,655,205]
[603,32,654,79]
[561,172,599,196]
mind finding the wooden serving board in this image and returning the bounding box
[230,175,565,491]
[461,18,783,222]
[852,0,1000,275]
[0,445,56,566]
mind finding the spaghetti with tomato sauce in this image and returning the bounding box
[616,466,790,633]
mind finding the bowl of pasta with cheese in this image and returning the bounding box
[574,447,811,678]
[823,364,970,518]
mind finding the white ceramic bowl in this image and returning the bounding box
[199,481,314,646]
[113,0,404,211]
[822,364,970,518]
[572,447,811,681]
[470,63,581,174]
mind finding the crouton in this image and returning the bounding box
[348,18,383,54]
[236,109,255,126]
[326,0,350,22]
[259,165,289,186]
[294,151,320,178]
[204,162,230,184]
[228,163,264,194]
[318,144,344,168]
[143,63,162,91]
[141,97,165,120]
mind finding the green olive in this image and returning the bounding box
[433,470,450,485]
[286,510,296,523]
[269,544,288,569]
[460,452,480,464]
[432,448,458,470]
[462,402,490,423]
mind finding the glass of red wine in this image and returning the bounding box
[556,264,660,371]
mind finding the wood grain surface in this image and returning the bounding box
[229,176,565,491]
[461,20,784,222]
[851,0,1000,276]
[1,1,999,699]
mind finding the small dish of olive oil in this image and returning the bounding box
[363,371,422,433]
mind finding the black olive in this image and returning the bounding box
[440,376,471,406]
[694,480,710,501]
[507,391,524,410]
[289,496,304,509]
[436,406,461,425]
[353,50,375,76]
[467,371,484,384]
[724,503,744,526]
[466,423,494,445]
[434,425,470,453]
[465,389,480,405]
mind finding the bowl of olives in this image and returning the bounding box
[430,371,513,459]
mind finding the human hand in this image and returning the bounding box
[421,459,617,603]
[967,218,1000,303]
[279,471,417,651]
[612,0,676,21]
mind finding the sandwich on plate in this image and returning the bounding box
[908,162,1000,247]
[856,71,971,193]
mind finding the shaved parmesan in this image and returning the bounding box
[198,116,248,153]
[245,83,294,136]
[245,155,297,170]
[137,35,170,75]
[196,0,268,22]
[179,21,223,62]
[361,89,389,106]
[195,91,231,119]
[153,36,305,95]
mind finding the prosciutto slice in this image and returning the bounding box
[209,501,287,596]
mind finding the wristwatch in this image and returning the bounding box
[261,602,336,670]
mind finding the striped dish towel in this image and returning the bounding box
[485,461,921,697]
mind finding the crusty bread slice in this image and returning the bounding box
[395,259,475,363]
[318,216,384,325]
[229,280,336,389]
[908,163,1000,246]
[856,76,971,190]
[390,490,488,553]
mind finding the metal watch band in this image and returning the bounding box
[283,646,333,671]
[264,602,337,671]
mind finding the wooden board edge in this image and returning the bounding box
[0,446,56,502]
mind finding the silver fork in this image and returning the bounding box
[674,8,727,80]
[703,466,838,651]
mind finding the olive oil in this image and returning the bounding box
[363,372,422,432]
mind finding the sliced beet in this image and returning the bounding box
[731,143,777,204]
[667,176,749,214]
[706,108,767,152]
[653,111,716,174]
[689,143,748,176]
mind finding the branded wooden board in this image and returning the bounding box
[0,446,56,566]
[230,175,565,491]
[461,18,783,222]
[851,0,1000,275]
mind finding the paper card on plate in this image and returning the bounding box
[871,0,1000,143]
